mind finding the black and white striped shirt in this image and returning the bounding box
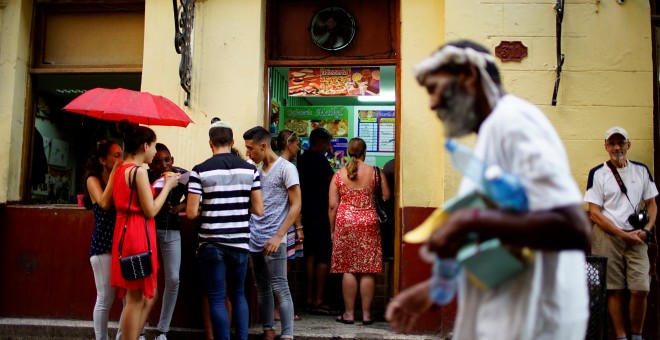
[189,153,261,252]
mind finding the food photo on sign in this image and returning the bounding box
[288,68,320,96]
[287,67,380,97]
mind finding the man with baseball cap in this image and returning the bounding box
[584,126,658,340]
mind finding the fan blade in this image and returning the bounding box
[333,35,345,49]
[316,32,331,46]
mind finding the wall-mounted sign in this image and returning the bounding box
[288,67,380,97]
[495,41,528,62]
[282,106,350,137]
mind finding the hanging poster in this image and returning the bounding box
[288,67,380,97]
[328,138,349,170]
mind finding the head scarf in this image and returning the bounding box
[414,45,500,109]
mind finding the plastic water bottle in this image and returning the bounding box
[483,165,528,211]
[444,139,528,211]
[428,140,529,304]
[445,139,487,188]
[429,258,460,305]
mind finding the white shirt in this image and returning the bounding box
[584,161,658,231]
[453,95,589,340]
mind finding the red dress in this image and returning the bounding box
[111,163,159,299]
[330,170,383,273]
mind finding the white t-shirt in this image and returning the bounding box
[453,95,589,340]
[584,161,658,231]
[249,157,300,252]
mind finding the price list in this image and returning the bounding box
[377,111,395,152]
[358,117,379,152]
[357,110,395,153]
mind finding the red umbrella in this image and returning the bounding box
[63,88,193,127]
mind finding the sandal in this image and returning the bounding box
[362,318,375,325]
[275,314,300,321]
[311,303,335,315]
[335,315,354,325]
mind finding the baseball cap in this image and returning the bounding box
[210,120,232,130]
[604,126,629,141]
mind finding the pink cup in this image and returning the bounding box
[76,194,84,207]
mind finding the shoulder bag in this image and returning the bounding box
[605,161,654,243]
[118,166,153,280]
[373,166,388,224]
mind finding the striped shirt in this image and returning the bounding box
[189,153,261,252]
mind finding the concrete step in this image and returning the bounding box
[0,315,445,340]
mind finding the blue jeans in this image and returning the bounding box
[250,245,294,339]
[199,244,249,340]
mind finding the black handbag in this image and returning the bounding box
[373,166,388,224]
[118,166,153,281]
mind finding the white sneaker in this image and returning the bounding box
[154,334,168,340]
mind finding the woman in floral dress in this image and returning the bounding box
[329,138,391,325]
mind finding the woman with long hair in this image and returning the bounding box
[274,130,304,321]
[84,140,122,340]
[328,137,391,325]
[276,130,305,261]
[112,120,179,340]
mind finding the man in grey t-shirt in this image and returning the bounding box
[244,126,301,340]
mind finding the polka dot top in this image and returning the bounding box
[89,203,117,258]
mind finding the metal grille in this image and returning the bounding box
[585,255,608,340]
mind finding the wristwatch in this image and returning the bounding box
[643,228,655,243]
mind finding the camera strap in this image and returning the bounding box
[605,161,637,212]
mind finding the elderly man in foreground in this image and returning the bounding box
[386,40,591,340]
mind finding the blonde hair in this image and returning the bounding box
[346,138,367,181]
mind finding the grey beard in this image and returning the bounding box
[435,81,479,138]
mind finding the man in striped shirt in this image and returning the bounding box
[187,120,263,340]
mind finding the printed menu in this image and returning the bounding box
[357,109,394,153]
[288,67,380,97]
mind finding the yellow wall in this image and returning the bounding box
[0,0,32,203]
[401,0,653,207]
[142,0,266,171]
[399,0,447,208]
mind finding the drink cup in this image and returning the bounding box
[76,194,84,207]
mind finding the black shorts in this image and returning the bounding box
[302,216,332,263]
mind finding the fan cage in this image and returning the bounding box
[310,6,357,51]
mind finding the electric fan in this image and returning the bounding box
[310,7,357,51]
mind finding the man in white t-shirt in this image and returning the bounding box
[584,126,658,340]
[243,126,301,340]
[386,40,592,340]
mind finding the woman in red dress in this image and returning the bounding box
[112,120,179,340]
[329,138,391,325]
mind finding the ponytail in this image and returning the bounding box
[346,138,367,181]
[346,157,359,180]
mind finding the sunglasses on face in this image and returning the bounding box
[607,140,628,147]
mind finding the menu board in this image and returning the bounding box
[356,109,395,154]
[282,106,352,170]
[282,106,350,137]
[288,67,380,97]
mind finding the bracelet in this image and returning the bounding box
[296,226,303,230]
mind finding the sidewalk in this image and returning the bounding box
[0,313,446,340]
